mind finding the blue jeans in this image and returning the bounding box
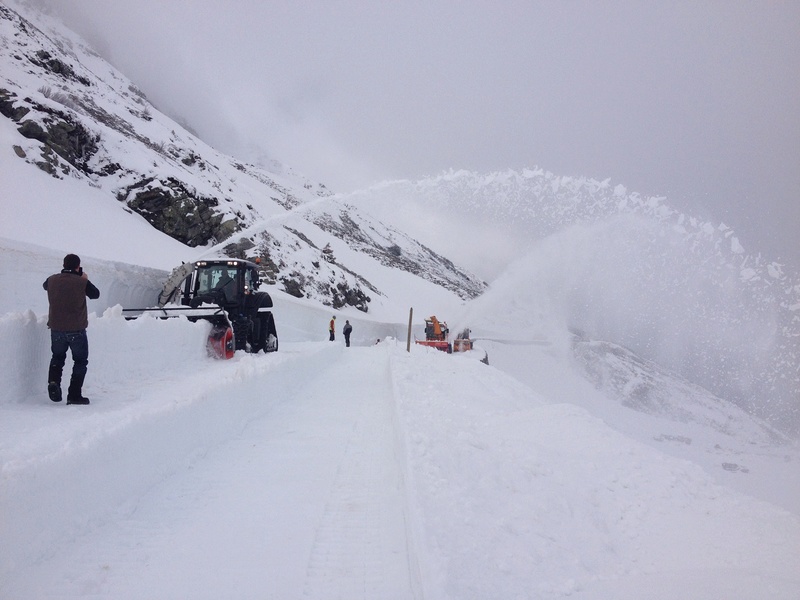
[49,330,89,382]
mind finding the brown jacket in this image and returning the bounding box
[43,270,100,331]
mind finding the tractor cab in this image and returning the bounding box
[185,260,261,308]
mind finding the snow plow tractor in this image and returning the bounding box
[415,316,452,353]
[124,259,278,359]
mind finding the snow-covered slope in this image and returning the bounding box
[0,2,485,313]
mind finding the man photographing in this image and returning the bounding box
[43,253,100,405]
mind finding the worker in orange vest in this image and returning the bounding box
[329,315,336,341]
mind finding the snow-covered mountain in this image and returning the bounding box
[1,2,799,598]
[0,1,485,312]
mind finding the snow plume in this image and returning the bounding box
[347,169,799,436]
[478,212,792,433]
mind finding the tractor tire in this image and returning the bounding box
[250,314,268,353]
[263,312,278,353]
[251,315,278,353]
[232,317,250,352]
[249,293,276,353]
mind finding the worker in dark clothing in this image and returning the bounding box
[343,320,353,347]
[43,254,100,405]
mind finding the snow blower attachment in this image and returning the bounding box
[453,327,474,352]
[415,316,452,353]
[124,259,278,359]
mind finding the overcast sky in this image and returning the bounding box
[38,1,800,265]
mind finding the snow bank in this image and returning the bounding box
[0,321,336,581]
[388,345,800,599]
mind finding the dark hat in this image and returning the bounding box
[63,254,81,270]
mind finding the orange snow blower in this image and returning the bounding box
[415,316,452,353]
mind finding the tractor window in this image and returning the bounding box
[214,269,236,295]
[243,268,259,294]
[196,265,238,302]
[195,269,215,295]
[195,266,237,299]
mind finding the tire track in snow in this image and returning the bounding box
[1,343,422,598]
[302,346,421,600]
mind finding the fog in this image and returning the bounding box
[30,0,800,266]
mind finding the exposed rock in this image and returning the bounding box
[35,144,73,176]
[0,89,30,121]
[119,177,237,247]
[254,237,280,284]
[28,49,91,86]
[280,272,306,298]
[331,282,370,312]
[0,3,487,320]
[14,102,98,175]
[17,119,46,142]
[284,226,318,249]
[312,208,485,300]
[223,237,256,259]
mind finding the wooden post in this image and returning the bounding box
[406,307,413,352]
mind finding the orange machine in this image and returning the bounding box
[415,316,452,353]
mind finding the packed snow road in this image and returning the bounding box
[2,342,421,599]
[2,309,799,599]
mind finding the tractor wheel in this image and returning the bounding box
[249,293,276,353]
[232,318,250,351]
[250,313,268,353]
[263,312,278,353]
[251,316,278,353]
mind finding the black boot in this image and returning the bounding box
[47,363,62,403]
[67,373,90,405]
